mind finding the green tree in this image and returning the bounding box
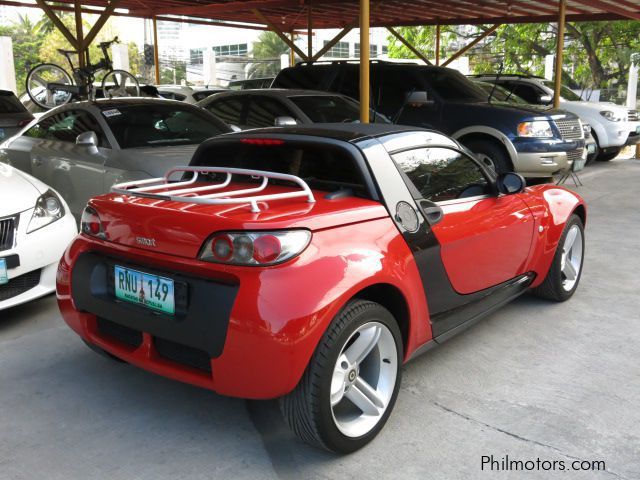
[160,62,186,84]
[0,14,45,94]
[387,21,640,95]
[249,31,289,78]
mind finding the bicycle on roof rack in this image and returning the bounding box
[25,37,140,110]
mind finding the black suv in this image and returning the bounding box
[273,61,585,177]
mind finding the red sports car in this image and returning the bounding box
[56,125,586,453]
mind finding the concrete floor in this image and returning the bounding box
[1,159,639,480]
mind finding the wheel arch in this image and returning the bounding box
[350,283,410,357]
[572,203,587,226]
[453,127,517,170]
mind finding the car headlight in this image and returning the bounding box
[517,120,554,138]
[599,110,623,122]
[27,190,65,233]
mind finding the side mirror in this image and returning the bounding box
[406,91,433,107]
[274,116,297,127]
[76,131,99,154]
[496,172,526,194]
[538,94,553,104]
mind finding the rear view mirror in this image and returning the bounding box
[497,172,526,194]
[538,94,553,104]
[76,131,99,154]
[274,116,297,127]
[406,91,432,107]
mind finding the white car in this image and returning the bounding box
[0,163,76,310]
[472,74,640,161]
[156,85,226,104]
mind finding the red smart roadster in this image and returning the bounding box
[56,124,586,453]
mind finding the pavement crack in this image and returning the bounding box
[432,401,631,480]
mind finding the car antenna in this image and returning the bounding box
[488,61,504,104]
[392,87,416,124]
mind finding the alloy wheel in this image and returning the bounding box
[330,321,398,438]
[560,224,583,291]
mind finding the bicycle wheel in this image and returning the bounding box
[101,70,140,98]
[26,63,74,110]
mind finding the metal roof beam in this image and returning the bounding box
[441,23,500,67]
[386,26,433,65]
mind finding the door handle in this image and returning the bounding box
[418,199,444,226]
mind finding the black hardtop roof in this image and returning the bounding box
[219,123,425,142]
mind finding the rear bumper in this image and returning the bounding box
[57,238,317,399]
[56,221,424,399]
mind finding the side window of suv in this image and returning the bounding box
[502,82,540,104]
[205,98,244,127]
[392,147,491,203]
[245,97,294,128]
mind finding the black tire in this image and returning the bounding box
[464,139,512,174]
[25,63,74,110]
[533,214,585,302]
[596,147,621,162]
[280,300,403,453]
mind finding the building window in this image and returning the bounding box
[382,45,388,55]
[354,43,378,57]
[323,40,349,58]
[212,43,248,57]
[190,48,204,65]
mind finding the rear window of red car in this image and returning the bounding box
[190,140,372,198]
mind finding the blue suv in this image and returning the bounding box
[273,61,585,177]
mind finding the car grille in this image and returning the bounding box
[628,110,639,122]
[154,337,212,373]
[567,149,584,164]
[0,216,16,251]
[0,269,41,301]
[554,119,583,140]
[97,317,143,348]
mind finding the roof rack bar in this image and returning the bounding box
[111,166,316,213]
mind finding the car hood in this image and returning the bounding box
[0,163,42,216]
[447,101,579,121]
[563,100,628,114]
[110,144,200,177]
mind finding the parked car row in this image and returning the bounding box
[471,73,640,161]
[1,59,591,454]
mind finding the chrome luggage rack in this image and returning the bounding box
[111,166,316,213]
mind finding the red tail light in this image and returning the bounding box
[201,230,310,266]
[80,206,106,239]
[239,138,285,146]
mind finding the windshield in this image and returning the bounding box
[288,95,390,123]
[474,82,527,104]
[541,80,582,101]
[101,104,227,148]
[421,69,487,102]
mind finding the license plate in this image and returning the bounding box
[114,265,175,315]
[0,258,7,285]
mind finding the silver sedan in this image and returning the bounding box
[0,98,231,218]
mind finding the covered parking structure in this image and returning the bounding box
[1,0,640,120]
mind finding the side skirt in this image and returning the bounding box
[408,273,534,362]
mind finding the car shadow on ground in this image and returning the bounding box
[0,294,58,335]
